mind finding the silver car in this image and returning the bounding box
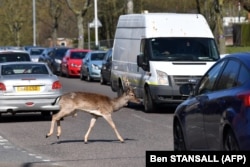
[0,62,62,116]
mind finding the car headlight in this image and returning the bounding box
[156,70,169,85]
[91,64,99,70]
[55,59,61,64]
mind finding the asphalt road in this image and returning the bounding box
[0,76,175,167]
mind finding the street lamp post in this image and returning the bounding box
[33,0,36,46]
[94,0,98,48]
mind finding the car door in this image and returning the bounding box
[185,60,226,150]
[103,50,112,80]
[202,59,241,149]
[82,53,90,76]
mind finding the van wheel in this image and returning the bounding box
[117,82,124,97]
[144,87,156,113]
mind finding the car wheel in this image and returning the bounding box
[173,120,186,151]
[80,70,85,80]
[143,86,156,113]
[100,75,107,85]
[59,69,64,77]
[86,73,92,82]
[41,111,51,117]
[223,129,239,151]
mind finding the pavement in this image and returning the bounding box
[0,135,64,167]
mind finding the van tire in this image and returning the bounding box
[117,82,124,97]
[144,87,155,113]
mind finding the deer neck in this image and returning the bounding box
[111,94,129,111]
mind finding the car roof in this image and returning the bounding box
[68,48,91,52]
[0,50,29,54]
[0,61,46,66]
[88,50,107,53]
[222,52,250,66]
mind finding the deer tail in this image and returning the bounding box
[51,96,61,105]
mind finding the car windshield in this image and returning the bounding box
[70,52,87,59]
[149,37,220,61]
[1,64,49,75]
[90,53,105,61]
[0,53,31,62]
[30,48,44,55]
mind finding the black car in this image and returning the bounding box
[100,49,112,85]
[39,47,71,74]
[0,50,31,62]
[173,52,250,151]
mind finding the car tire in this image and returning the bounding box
[143,86,156,113]
[86,73,92,82]
[223,129,239,151]
[173,120,186,151]
[100,75,107,85]
[117,81,124,97]
[80,70,85,80]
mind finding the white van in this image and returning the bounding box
[110,13,220,112]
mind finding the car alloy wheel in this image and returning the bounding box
[173,121,186,151]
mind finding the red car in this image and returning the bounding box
[60,49,90,77]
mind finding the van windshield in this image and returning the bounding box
[149,37,220,61]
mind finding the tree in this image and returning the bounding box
[49,0,62,46]
[65,0,91,48]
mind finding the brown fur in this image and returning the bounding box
[46,87,140,143]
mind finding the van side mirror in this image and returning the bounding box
[137,54,148,71]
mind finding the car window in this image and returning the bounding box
[90,53,105,60]
[70,52,87,59]
[1,64,49,75]
[237,65,250,86]
[197,60,226,95]
[216,60,240,90]
[0,53,31,62]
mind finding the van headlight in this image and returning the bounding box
[156,70,169,85]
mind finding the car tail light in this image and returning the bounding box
[0,83,6,91]
[52,81,62,89]
[237,92,250,107]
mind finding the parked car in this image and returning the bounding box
[0,50,31,62]
[100,48,112,85]
[0,61,62,116]
[27,47,46,62]
[173,52,250,151]
[38,47,54,64]
[60,48,90,77]
[80,50,107,81]
[41,47,71,74]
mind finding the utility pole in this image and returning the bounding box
[33,0,36,46]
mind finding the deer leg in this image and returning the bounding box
[103,114,124,143]
[46,109,69,138]
[57,120,61,139]
[46,118,56,138]
[84,116,97,144]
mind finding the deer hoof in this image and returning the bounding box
[45,134,49,138]
[57,136,60,139]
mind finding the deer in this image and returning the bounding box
[45,85,140,143]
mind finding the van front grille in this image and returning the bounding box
[173,75,201,86]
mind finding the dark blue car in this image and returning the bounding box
[173,52,250,151]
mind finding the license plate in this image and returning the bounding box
[16,86,40,92]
